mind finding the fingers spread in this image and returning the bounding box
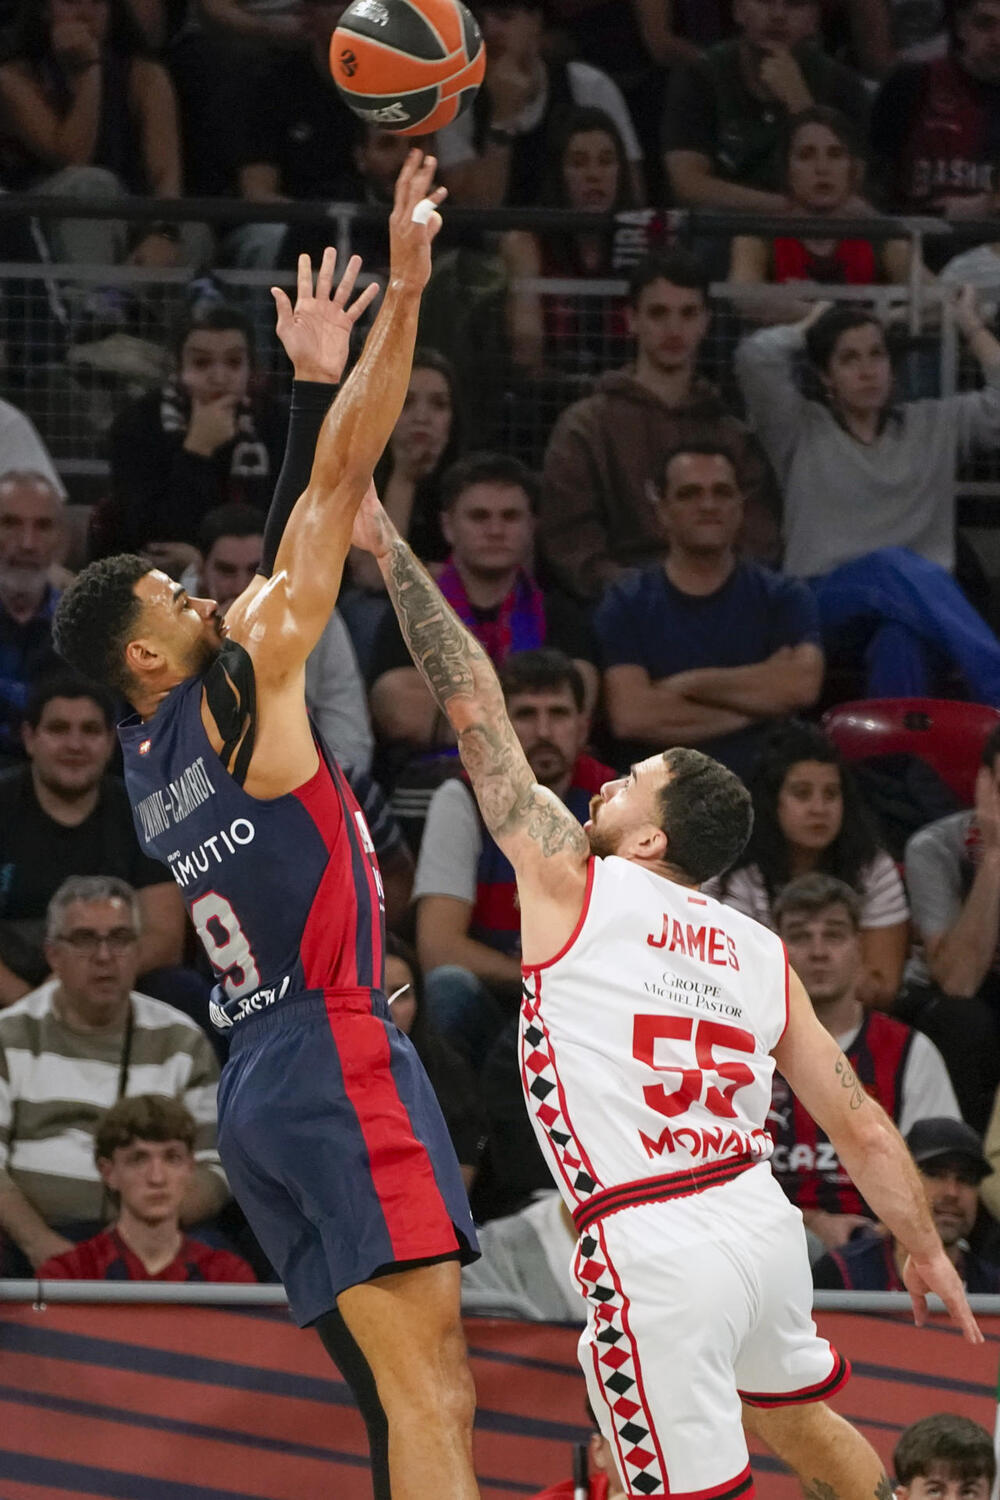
[296,252,313,305]
[334,252,363,306]
[349,280,380,321]
[315,245,338,302]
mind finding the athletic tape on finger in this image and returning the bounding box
[411,198,438,225]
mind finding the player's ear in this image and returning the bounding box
[124,635,162,676]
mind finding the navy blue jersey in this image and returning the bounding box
[119,643,385,1028]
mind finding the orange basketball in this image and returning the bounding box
[331,0,486,136]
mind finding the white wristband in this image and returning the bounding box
[411,198,437,225]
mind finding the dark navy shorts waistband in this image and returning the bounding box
[225,987,387,1050]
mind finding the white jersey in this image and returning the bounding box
[519,855,789,1214]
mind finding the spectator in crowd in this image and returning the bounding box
[893,1414,995,1500]
[816,0,898,77]
[461,1187,580,1320]
[813,1116,1000,1291]
[735,294,1000,702]
[413,650,612,1069]
[384,936,484,1192]
[0,673,186,1007]
[0,875,227,1274]
[663,0,870,215]
[905,725,1000,1131]
[594,445,823,782]
[871,0,1000,229]
[768,874,959,1258]
[709,721,909,1006]
[500,107,636,379]
[0,401,64,499]
[729,107,928,318]
[190,501,375,775]
[231,0,384,269]
[102,303,286,568]
[343,350,463,671]
[0,471,64,766]
[540,251,783,603]
[436,0,645,208]
[0,0,184,266]
[370,454,600,755]
[39,1094,255,1281]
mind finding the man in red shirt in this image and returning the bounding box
[40,1094,255,1282]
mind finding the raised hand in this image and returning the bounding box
[271,248,379,384]
[389,150,447,293]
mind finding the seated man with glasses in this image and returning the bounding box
[0,875,227,1276]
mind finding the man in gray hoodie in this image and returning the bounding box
[540,250,781,603]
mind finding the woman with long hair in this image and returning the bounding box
[500,105,638,377]
[708,721,909,1007]
[729,106,930,323]
[343,348,462,668]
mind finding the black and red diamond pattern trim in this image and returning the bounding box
[520,975,600,1204]
[576,1222,665,1495]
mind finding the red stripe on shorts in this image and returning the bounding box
[324,1004,458,1262]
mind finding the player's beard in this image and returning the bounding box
[586,796,620,858]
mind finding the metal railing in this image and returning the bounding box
[1,195,999,499]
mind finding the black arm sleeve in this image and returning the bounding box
[259,378,336,577]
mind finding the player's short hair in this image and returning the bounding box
[52,554,151,695]
[499,649,586,712]
[657,748,753,885]
[95,1094,197,1164]
[440,452,541,514]
[627,250,709,310]
[24,671,115,730]
[772,873,862,932]
[198,501,265,556]
[893,1413,995,1487]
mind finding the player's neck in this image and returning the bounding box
[31,764,101,827]
[115,1211,184,1275]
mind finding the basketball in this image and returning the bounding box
[331,0,485,136]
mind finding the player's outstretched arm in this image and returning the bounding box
[354,487,590,879]
[226,151,444,680]
[773,968,983,1344]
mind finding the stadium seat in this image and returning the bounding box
[822,698,1000,807]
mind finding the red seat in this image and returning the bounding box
[821,698,1000,807]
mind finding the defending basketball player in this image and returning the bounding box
[51,154,481,1500]
[351,483,982,1500]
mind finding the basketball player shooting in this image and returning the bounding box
[351,483,982,1500]
[51,153,482,1500]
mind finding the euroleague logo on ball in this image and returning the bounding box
[331,0,485,136]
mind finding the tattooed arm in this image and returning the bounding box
[774,968,982,1344]
[357,487,590,890]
